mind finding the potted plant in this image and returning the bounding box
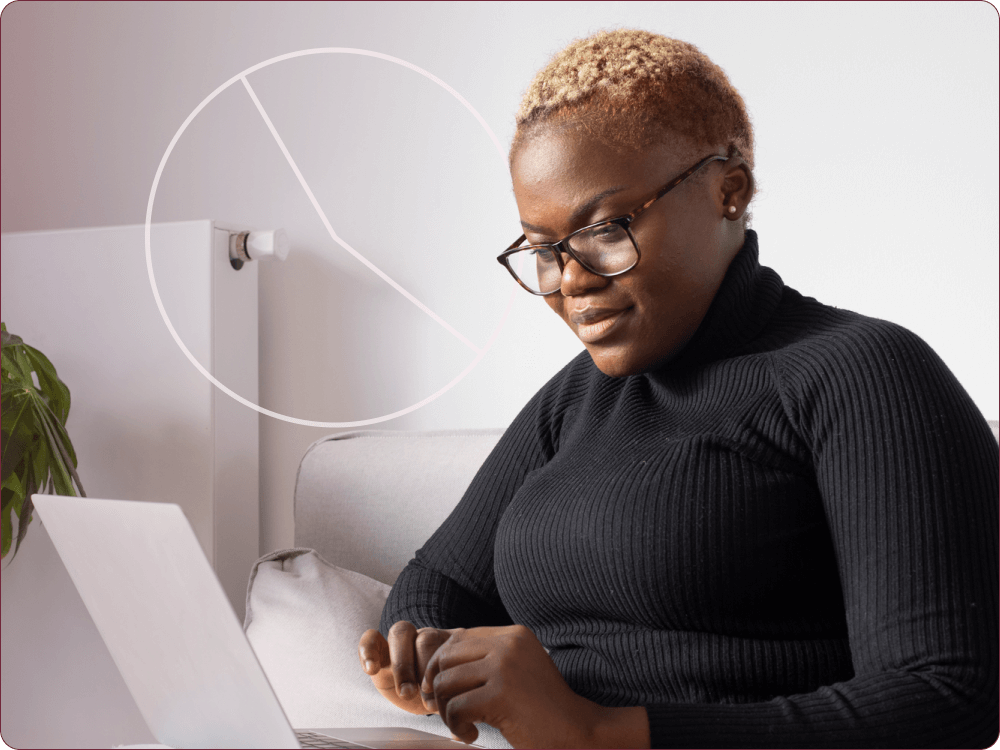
[1,322,86,559]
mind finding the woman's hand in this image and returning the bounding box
[358,621,454,715]
[421,625,650,748]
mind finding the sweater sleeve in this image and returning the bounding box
[379,354,588,635]
[645,319,999,748]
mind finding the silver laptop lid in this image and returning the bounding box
[32,494,298,749]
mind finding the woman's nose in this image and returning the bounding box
[559,253,609,297]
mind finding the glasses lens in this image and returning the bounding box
[567,222,637,275]
[507,246,563,294]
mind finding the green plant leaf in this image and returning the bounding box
[1,451,32,560]
[37,393,80,473]
[48,420,84,494]
[24,344,71,424]
[0,430,28,483]
[34,397,84,495]
[2,471,25,509]
[33,408,73,497]
[0,322,22,347]
[1,485,25,533]
[1,498,12,558]
[1,395,33,476]
[1,383,27,405]
[1,348,30,388]
[28,428,53,502]
[13,346,35,389]
[12,493,34,558]
[1,323,82,558]
[1,324,24,357]
[12,474,40,559]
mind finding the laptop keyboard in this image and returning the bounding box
[296,730,367,749]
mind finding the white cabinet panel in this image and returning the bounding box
[1,219,261,747]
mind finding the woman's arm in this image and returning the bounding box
[416,319,998,748]
[378,412,551,634]
[637,319,998,748]
[379,351,593,634]
[361,353,593,712]
[359,421,546,714]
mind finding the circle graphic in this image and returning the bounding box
[145,48,515,427]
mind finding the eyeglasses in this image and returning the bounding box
[497,154,728,296]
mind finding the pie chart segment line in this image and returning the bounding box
[239,75,482,355]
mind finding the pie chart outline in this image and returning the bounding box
[144,47,517,428]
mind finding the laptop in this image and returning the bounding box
[31,494,479,749]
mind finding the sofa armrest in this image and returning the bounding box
[294,429,504,586]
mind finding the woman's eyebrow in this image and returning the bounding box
[521,185,630,235]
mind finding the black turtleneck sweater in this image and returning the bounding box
[381,231,998,748]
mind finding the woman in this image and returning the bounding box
[358,29,998,748]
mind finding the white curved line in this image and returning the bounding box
[239,75,480,354]
[144,47,516,427]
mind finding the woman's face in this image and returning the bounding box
[510,126,751,377]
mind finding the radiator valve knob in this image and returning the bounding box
[230,228,290,270]
[246,229,290,261]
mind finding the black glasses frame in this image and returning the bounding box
[497,154,729,296]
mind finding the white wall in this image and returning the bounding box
[2,1,997,557]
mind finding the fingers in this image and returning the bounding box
[422,638,489,713]
[358,629,390,676]
[414,628,450,707]
[421,631,484,694]
[361,622,456,714]
[446,694,484,747]
[387,620,421,700]
[429,662,492,745]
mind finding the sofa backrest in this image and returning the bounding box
[294,429,504,585]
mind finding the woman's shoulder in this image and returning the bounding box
[764,286,938,376]
[761,287,988,445]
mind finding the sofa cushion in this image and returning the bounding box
[243,547,511,749]
[294,430,503,585]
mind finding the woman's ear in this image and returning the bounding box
[720,161,754,219]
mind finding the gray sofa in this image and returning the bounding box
[243,422,999,747]
[295,430,504,586]
[244,430,509,748]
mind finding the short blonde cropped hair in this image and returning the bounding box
[512,29,754,170]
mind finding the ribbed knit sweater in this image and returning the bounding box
[381,231,999,748]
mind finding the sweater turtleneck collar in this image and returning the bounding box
[653,230,785,372]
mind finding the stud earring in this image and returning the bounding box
[728,206,737,214]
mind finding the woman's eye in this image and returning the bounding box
[587,224,621,242]
[530,247,557,262]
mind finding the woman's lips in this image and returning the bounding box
[570,307,629,343]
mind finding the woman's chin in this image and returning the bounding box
[585,340,686,378]
[585,346,641,378]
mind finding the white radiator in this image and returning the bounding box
[0,220,263,747]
